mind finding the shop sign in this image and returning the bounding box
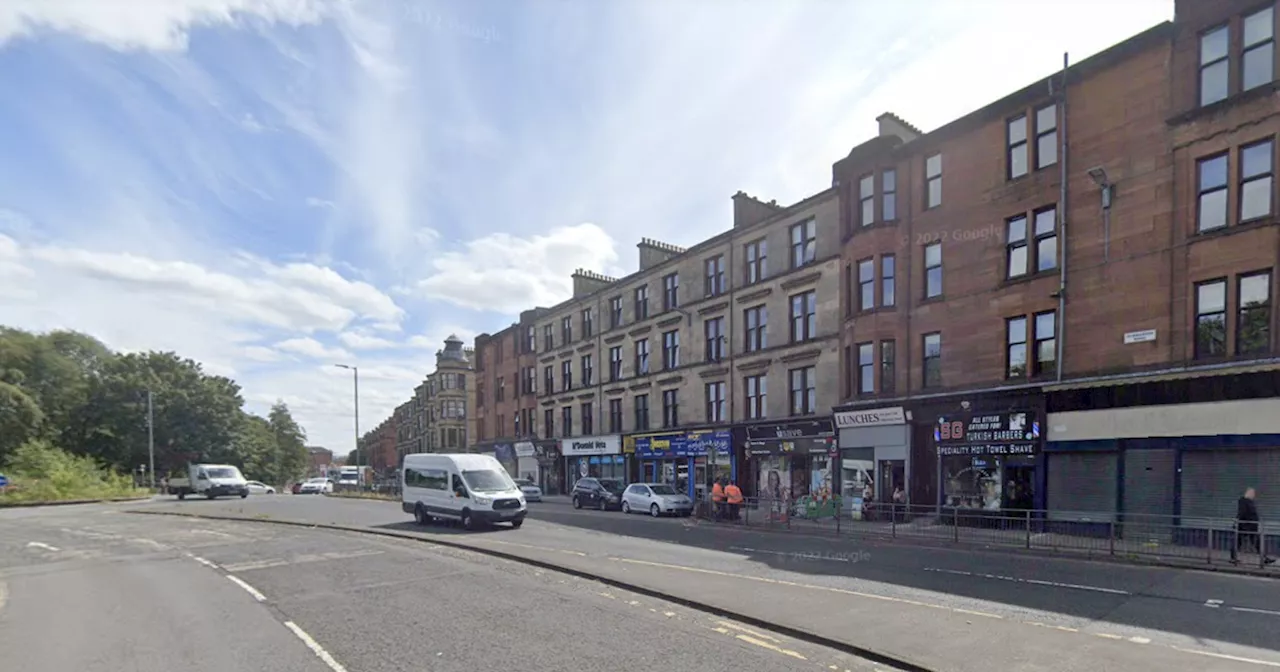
[633,430,731,459]
[744,419,834,442]
[934,411,1041,456]
[560,435,621,456]
[514,441,536,458]
[834,406,906,429]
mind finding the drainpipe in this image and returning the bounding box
[1055,52,1070,384]
[727,230,737,484]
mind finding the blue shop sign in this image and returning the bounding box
[633,430,731,459]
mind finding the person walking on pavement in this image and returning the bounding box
[711,478,726,521]
[1231,487,1275,566]
[725,480,743,522]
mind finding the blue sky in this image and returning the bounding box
[0,0,1171,453]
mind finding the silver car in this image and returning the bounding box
[621,483,693,517]
[516,478,543,502]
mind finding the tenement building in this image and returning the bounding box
[832,0,1280,538]
[473,190,843,500]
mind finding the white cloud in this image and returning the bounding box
[275,337,351,361]
[0,0,329,51]
[416,223,621,313]
[338,331,400,350]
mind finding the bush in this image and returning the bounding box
[0,440,144,504]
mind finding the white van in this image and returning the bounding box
[401,453,527,530]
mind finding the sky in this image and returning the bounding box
[0,0,1173,455]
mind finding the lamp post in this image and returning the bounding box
[334,364,360,473]
[146,389,155,490]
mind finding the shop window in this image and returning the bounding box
[662,389,680,428]
[942,455,1003,509]
[634,394,650,431]
[745,374,767,420]
[1006,316,1028,378]
[1033,311,1057,377]
[1238,270,1273,355]
[788,366,816,416]
[880,340,896,394]
[923,332,942,387]
[1195,278,1227,358]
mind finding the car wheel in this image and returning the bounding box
[240,492,248,499]
[461,510,474,531]
[597,497,606,511]
[622,501,631,514]
[572,496,582,509]
[415,504,432,526]
[511,518,523,529]
[650,503,661,517]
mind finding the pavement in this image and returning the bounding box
[0,499,887,672]
[100,493,1280,671]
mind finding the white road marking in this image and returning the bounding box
[1206,599,1225,608]
[1171,647,1280,667]
[130,538,170,550]
[730,546,856,562]
[923,567,1131,596]
[284,621,349,672]
[25,542,59,552]
[191,556,219,569]
[59,528,123,541]
[1129,636,1152,644]
[222,549,384,572]
[1232,606,1280,617]
[226,575,267,602]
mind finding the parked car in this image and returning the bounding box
[572,477,625,510]
[622,483,693,517]
[298,478,334,494]
[290,481,303,494]
[515,478,542,502]
[246,481,276,495]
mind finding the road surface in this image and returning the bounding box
[124,493,1280,671]
[0,500,884,672]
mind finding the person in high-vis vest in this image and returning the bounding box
[724,481,744,521]
[711,479,726,520]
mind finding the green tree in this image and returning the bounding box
[0,381,43,461]
[268,401,309,483]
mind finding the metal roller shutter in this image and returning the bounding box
[1046,452,1118,521]
[1181,448,1280,527]
[1122,447,1177,526]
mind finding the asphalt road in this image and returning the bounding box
[0,500,885,672]
[119,493,1280,671]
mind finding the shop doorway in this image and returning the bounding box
[1003,464,1035,509]
[879,460,905,503]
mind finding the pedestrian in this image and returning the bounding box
[1231,487,1276,566]
[725,480,743,522]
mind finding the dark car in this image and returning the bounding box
[572,477,625,510]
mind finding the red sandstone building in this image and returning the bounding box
[831,0,1280,529]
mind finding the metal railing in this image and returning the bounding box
[696,496,1277,570]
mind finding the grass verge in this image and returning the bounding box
[325,490,397,501]
[0,440,148,506]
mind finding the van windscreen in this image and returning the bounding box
[462,469,512,493]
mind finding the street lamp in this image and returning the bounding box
[334,364,360,473]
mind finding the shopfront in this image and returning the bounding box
[934,410,1042,511]
[834,406,910,507]
[532,440,562,495]
[629,429,733,501]
[744,419,837,516]
[493,443,517,478]
[561,435,626,485]
[514,441,539,483]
